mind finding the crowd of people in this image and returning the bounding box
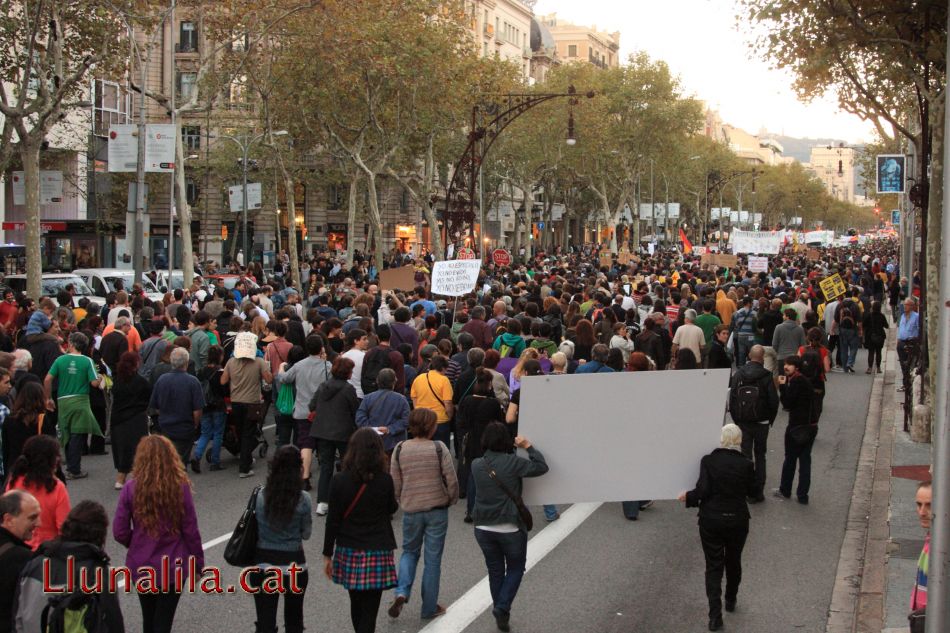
[0,237,914,633]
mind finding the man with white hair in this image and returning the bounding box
[149,347,205,465]
[671,309,706,367]
[11,349,37,394]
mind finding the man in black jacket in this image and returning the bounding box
[775,355,817,504]
[0,490,40,633]
[729,345,779,503]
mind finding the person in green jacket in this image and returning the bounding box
[529,322,558,357]
[492,319,526,359]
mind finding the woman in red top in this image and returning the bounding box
[6,435,70,550]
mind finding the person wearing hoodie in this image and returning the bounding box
[492,319,526,360]
[309,356,360,516]
[14,500,124,633]
[715,289,736,328]
[185,310,213,373]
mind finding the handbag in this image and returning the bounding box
[275,383,296,416]
[245,402,265,423]
[482,460,533,531]
[344,483,368,519]
[223,484,263,567]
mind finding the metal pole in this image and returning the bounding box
[704,172,709,241]
[663,174,669,246]
[479,163,486,263]
[242,138,249,265]
[167,0,176,283]
[650,159,656,244]
[924,12,950,629]
[132,37,148,284]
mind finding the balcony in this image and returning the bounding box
[523,47,532,59]
[175,42,198,54]
[483,23,494,38]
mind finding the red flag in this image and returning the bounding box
[679,228,693,254]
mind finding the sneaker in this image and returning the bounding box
[493,608,510,632]
[65,471,88,480]
[463,513,473,524]
[772,488,790,499]
[639,500,655,510]
[797,496,809,505]
[190,458,201,474]
[316,502,329,516]
[114,482,124,490]
[545,513,561,522]
[897,385,906,392]
[239,470,255,479]
[209,464,226,471]
[387,595,407,619]
[422,604,447,619]
[725,598,737,612]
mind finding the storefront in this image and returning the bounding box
[2,220,103,271]
[326,222,347,252]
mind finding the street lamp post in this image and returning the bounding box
[220,130,287,264]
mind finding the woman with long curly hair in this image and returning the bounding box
[323,427,397,633]
[250,446,312,633]
[570,319,595,362]
[110,351,151,489]
[6,434,70,550]
[113,435,204,633]
[1,382,55,483]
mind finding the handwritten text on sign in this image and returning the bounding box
[430,260,482,297]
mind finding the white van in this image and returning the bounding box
[73,268,164,302]
[3,273,101,309]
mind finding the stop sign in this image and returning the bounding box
[456,247,477,260]
[491,249,512,267]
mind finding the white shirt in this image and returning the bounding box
[342,348,366,399]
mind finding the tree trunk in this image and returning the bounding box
[282,174,299,291]
[345,174,359,267]
[925,98,944,405]
[423,136,443,260]
[21,141,42,300]
[175,127,196,286]
[364,174,386,274]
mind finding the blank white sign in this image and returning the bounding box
[517,369,731,505]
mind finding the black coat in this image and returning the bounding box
[706,341,732,369]
[729,361,780,423]
[685,448,756,521]
[309,378,359,442]
[0,527,33,633]
[780,372,815,427]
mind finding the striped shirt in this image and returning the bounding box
[390,440,459,514]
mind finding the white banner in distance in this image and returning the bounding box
[518,369,731,505]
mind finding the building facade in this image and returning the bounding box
[807,145,856,203]
[538,13,620,69]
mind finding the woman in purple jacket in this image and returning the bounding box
[113,435,205,633]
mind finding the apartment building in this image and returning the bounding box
[538,13,620,69]
[468,0,535,80]
[807,145,856,203]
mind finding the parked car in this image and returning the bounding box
[3,274,101,309]
[73,268,164,302]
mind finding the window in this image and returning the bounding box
[226,76,248,110]
[327,184,345,210]
[178,21,198,52]
[186,179,200,205]
[400,188,410,212]
[177,72,197,102]
[93,79,130,137]
[182,125,201,152]
[568,44,577,57]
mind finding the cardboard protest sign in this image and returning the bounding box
[807,248,820,261]
[701,253,738,268]
[233,332,258,359]
[599,254,613,269]
[379,265,417,292]
[748,256,769,273]
[430,260,481,296]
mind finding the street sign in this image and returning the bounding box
[456,247,476,260]
[491,249,512,267]
[228,183,263,212]
[876,154,906,194]
[537,221,544,229]
[11,170,63,205]
[819,273,848,301]
[891,209,900,225]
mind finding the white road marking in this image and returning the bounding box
[417,502,603,633]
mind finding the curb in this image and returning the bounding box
[826,340,893,633]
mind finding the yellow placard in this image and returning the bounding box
[819,273,848,301]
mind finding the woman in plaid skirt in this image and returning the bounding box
[323,427,398,633]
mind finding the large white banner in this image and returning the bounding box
[518,369,731,505]
[430,259,481,296]
[730,229,782,255]
[804,230,835,246]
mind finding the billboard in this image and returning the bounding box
[876,154,906,194]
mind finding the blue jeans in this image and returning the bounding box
[736,334,756,367]
[621,501,643,520]
[395,508,448,617]
[839,328,860,369]
[65,433,87,475]
[432,423,451,446]
[474,528,527,616]
[195,410,226,466]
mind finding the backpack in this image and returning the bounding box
[498,341,518,358]
[839,304,856,329]
[42,587,108,633]
[361,347,392,395]
[801,347,823,382]
[730,373,763,424]
[201,369,223,409]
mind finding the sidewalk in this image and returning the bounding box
[827,342,932,633]
[882,344,932,633]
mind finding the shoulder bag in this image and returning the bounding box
[224,484,264,566]
[482,459,533,531]
[344,483,368,519]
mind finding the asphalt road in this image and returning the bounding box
[62,368,873,633]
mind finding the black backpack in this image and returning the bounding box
[730,373,763,424]
[201,369,224,409]
[361,347,392,395]
[801,347,823,382]
[42,585,109,633]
